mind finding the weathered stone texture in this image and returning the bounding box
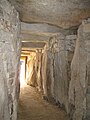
[24,21,90,120]
[69,18,90,120]
[0,0,90,120]
[0,0,21,120]
[42,44,54,98]
[26,52,37,87]
[41,33,77,113]
[26,51,43,92]
[24,19,90,120]
[35,50,43,91]
[9,0,90,28]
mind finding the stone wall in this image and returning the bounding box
[41,20,90,120]
[41,33,76,108]
[0,0,21,120]
[69,18,90,120]
[24,19,90,120]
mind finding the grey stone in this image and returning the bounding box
[0,0,21,120]
[69,19,90,120]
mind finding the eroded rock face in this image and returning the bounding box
[69,18,90,120]
[0,0,21,120]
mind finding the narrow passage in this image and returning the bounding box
[18,85,69,120]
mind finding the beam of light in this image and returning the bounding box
[20,60,26,88]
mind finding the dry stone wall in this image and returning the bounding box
[0,0,21,120]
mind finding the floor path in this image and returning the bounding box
[18,85,69,120]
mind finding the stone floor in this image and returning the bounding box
[18,84,69,120]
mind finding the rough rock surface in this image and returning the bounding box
[0,0,21,120]
[69,18,90,120]
[9,0,90,28]
[20,19,90,120]
[0,0,90,120]
[41,33,77,113]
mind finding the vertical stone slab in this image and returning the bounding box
[41,44,54,99]
[48,33,76,113]
[0,0,21,120]
[65,35,77,113]
[52,34,68,110]
[26,52,37,87]
[84,19,90,120]
[42,45,48,97]
[69,18,90,120]
[36,50,43,91]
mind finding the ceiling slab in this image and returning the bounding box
[22,42,46,49]
[20,33,49,42]
[9,0,90,28]
[21,22,62,35]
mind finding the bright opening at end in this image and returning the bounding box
[20,59,26,87]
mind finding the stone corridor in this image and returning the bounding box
[0,0,90,120]
[18,85,68,120]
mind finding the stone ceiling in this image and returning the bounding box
[8,0,90,51]
[9,0,90,28]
